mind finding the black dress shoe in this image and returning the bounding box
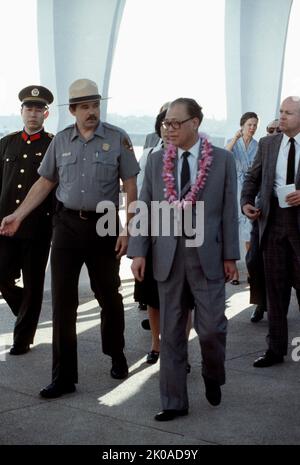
[138,302,147,311]
[146,350,159,364]
[9,344,30,355]
[203,376,221,406]
[250,305,265,323]
[154,409,188,421]
[253,350,284,367]
[111,353,128,379]
[141,319,151,330]
[40,381,76,399]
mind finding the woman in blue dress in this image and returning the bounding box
[226,111,259,284]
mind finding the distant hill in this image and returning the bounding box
[0,115,22,136]
[0,113,226,147]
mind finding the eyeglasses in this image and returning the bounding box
[162,117,193,130]
[267,127,281,134]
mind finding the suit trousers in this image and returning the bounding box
[263,198,300,356]
[50,210,124,384]
[246,220,267,306]
[157,237,227,411]
[0,236,50,345]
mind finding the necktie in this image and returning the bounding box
[286,138,295,184]
[180,151,190,199]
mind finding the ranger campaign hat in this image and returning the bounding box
[18,85,54,107]
[68,78,108,104]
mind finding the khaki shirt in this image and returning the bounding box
[38,122,139,210]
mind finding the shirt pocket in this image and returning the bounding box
[57,153,77,183]
[2,154,17,176]
[2,153,17,163]
[92,151,118,181]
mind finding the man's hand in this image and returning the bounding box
[0,213,21,237]
[224,260,238,282]
[286,190,300,206]
[115,234,128,259]
[242,203,260,220]
[131,257,146,282]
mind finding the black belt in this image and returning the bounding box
[61,206,102,220]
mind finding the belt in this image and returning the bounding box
[61,207,102,220]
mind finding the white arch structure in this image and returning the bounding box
[225,0,293,133]
[37,0,293,133]
[37,0,126,131]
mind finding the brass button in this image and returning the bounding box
[17,184,22,189]
[16,200,20,204]
[23,154,28,158]
[20,169,25,173]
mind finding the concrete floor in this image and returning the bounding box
[1,258,300,446]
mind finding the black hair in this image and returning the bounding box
[240,112,259,127]
[154,109,167,138]
[169,98,203,124]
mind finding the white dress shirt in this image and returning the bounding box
[177,138,201,192]
[274,133,300,195]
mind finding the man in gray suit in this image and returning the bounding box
[128,98,239,421]
[241,96,300,368]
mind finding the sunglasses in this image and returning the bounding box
[267,127,281,134]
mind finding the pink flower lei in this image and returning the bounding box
[162,133,213,208]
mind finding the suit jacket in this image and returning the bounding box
[144,132,160,149]
[128,144,240,281]
[240,133,300,243]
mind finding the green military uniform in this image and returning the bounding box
[0,129,54,237]
[0,84,54,352]
[0,129,54,345]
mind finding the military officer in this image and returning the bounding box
[0,85,54,355]
[0,79,139,398]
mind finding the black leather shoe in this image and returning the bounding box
[146,350,159,364]
[141,319,151,330]
[250,305,265,323]
[111,353,128,379]
[40,381,76,399]
[154,409,188,421]
[203,376,222,406]
[9,344,30,355]
[138,302,147,311]
[253,350,284,367]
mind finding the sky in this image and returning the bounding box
[0,0,299,119]
[107,0,226,119]
[0,0,39,115]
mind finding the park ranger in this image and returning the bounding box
[0,85,54,355]
[0,79,139,398]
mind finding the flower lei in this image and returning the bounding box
[162,133,213,208]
